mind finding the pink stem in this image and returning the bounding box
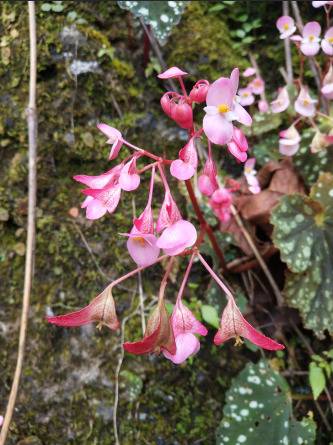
[147,165,155,208]
[197,252,235,303]
[178,76,188,98]
[158,163,171,193]
[176,252,196,304]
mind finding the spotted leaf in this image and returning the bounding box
[216,360,316,445]
[271,173,333,337]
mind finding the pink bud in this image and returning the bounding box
[160,92,177,117]
[171,100,193,129]
[189,80,210,103]
[227,127,248,163]
[198,157,218,196]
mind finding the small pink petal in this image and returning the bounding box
[203,114,233,146]
[163,333,200,364]
[156,220,197,256]
[233,102,252,126]
[303,21,321,38]
[170,159,195,180]
[206,77,234,107]
[243,67,256,77]
[126,233,160,267]
[86,199,108,220]
[158,66,188,79]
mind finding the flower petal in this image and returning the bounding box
[203,114,233,145]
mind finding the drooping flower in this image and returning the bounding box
[189,79,210,103]
[74,164,123,190]
[81,182,122,220]
[242,67,256,77]
[47,286,120,330]
[237,88,255,106]
[279,125,301,156]
[158,66,188,79]
[276,16,297,39]
[295,87,317,117]
[123,297,176,355]
[210,187,233,223]
[226,127,248,163]
[321,27,333,55]
[156,189,182,233]
[97,123,123,160]
[214,298,284,350]
[249,77,265,95]
[244,158,261,194]
[170,136,198,180]
[293,21,321,56]
[198,156,219,197]
[119,156,140,191]
[156,219,197,256]
[321,65,333,99]
[203,68,252,146]
[270,87,290,113]
[258,99,269,113]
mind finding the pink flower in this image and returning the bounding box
[270,87,290,113]
[299,22,321,56]
[82,183,121,220]
[321,65,333,99]
[203,68,252,146]
[227,127,248,163]
[156,190,182,233]
[97,123,123,160]
[321,27,333,55]
[295,87,317,117]
[242,67,256,77]
[119,157,140,191]
[237,88,255,106]
[170,136,198,180]
[198,156,219,197]
[276,16,296,39]
[160,92,193,129]
[74,164,122,190]
[156,220,197,256]
[214,298,284,350]
[312,1,333,6]
[244,158,261,194]
[258,99,269,113]
[210,187,233,223]
[249,77,265,95]
[189,79,210,103]
[158,66,188,79]
[47,287,120,330]
[279,125,301,156]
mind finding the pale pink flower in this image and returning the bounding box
[214,298,284,351]
[258,99,269,113]
[249,77,265,95]
[312,1,333,6]
[279,125,301,156]
[198,156,219,197]
[321,65,333,99]
[227,127,248,163]
[244,158,261,194]
[270,87,290,113]
[158,66,188,79]
[170,136,198,180]
[210,187,233,223]
[119,157,140,191]
[237,87,255,106]
[295,87,317,117]
[321,27,333,55]
[276,16,296,39]
[203,68,252,146]
[243,67,256,77]
[189,79,210,103]
[298,22,321,56]
[97,123,123,160]
[156,220,197,256]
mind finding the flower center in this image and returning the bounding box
[218,103,230,113]
[303,99,310,106]
[283,23,289,30]
[329,37,333,43]
[243,92,249,97]
[309,35,315,42]
[132,236,146,246]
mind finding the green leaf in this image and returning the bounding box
[41,3,52,11]
[216,360,316,445]
[309,363,326,400]
[201,304,220,328]
[118,1,187,45]
[271,173,333,337]
[235,29,246,38]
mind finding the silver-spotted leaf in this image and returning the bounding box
[216,360,316,445]
[271,173,333,336]
[118,1,187,45]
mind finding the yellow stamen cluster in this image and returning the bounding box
[329,37,333,44]
[234,336,244,347]
[303,99,310,106]
[309,35,315,42]
[283,23,289,30]
[218,103,230,113]
[132,236,146,246]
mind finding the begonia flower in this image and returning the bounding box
[270,87,290,113]
[249,77,265,95]
[227,127,248,163]
[198,156,219,197]
[170,136,198,180]
[203,68,252,146]
[214,298,284,350]
[156,190,182,233]
[189,79,210,103]
[74,164,122,190]
[294,21,321,56]
[321,27,333,55]
[295,87,317,117]
[160,92,193,129]
[158,66,188,79]
[119,156,140,191]
[97,123,123,160]
[244,158,261,194]
[238,88,255,106]
[81,182,121,220]
[321,65,333,99]
[276,16,297,39]
[156,219,197,256]
[258,99,269,113]
[279,125,301,156]
[210,187,233,223]
[47,287,120,330]
[243,67,256,77]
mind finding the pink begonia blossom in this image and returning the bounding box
[74,164,122,190]
[160,92,193,129]
[156,190,182,233]
[97,123,123,160]
[249,77,265,95]
[321,27,333,55]
[189,79,210,103]
[321,65,333,99]
[243,67,256,77]
[158,66,188,79]
[237,88,255,106]
[203,68,252,146]
[295,87,317,117]
[227,127,248,163]
[244,158,261,194]
[214,298,284,350]
[270,87,290,113]
[156,220,197,256]
[170,136,198,180]
[258,99,269,113]
[276,16,297,39]
[210,187,233,223]
[312,1,333,6]
[198,156,219,197]
[295,21,321,56]
[279,125,301,156]
[119,157,140,191]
